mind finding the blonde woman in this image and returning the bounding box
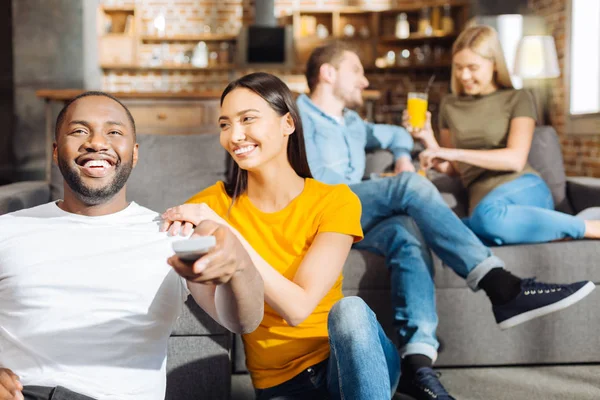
[405,25,600,245]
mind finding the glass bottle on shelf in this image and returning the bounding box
[395,13,410,39]
[431,6,441,32]
[219,42,230,65]
[209,51,218,67]
[397,48,411,66]
[191,41,208,68]
[153,8,167,37]
[418,8,433,36]
[386,50,396,67]
[442,4,455,34]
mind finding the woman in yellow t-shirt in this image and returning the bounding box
[162,72,400,399]
[404,25,600,245]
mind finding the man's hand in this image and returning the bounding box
[0,368,23,400]
[394,156,416,174]
[168,220,251,285]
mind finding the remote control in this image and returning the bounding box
[172,236,217,262]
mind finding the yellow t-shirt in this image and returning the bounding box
[186,178,363,389]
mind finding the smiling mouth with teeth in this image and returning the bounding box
[234,145,257,155]
[83,160,112,168]
[75,156,117,178]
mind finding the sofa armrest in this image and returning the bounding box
[0,181,50,215]
[566,176,600,214]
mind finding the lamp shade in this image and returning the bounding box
[514,35,560,79]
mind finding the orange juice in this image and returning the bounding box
[407,92,428,129]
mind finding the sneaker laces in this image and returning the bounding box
[521,278,565,294]
[414,367,454,398]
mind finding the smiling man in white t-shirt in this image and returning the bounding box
[0,92,264,400]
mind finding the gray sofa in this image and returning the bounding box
[1,127,599,398]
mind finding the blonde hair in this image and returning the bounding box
[451,25,514,94]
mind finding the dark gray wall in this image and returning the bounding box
[0,1,14,184]
[12,0,86,181]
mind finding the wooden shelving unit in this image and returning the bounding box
[379,32,458,44]
[100,64,236,71]
[140,34,237,42]
[280,1,469,71]
[98,2,468,74]
[368,62,452,72]
[97,5,139,67]
[98,5,236,70]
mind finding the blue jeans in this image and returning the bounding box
[350,173,505,361]
[255,297,400,400]
[463,174,586,245]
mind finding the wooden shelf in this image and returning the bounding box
[141,34,237,42]
[379,32,458,44]
[36,89,223,101]
[367,62,451,71]
[101,6,135,13]
[101,32,136,38]
[101,64,236,71]
[377,0,469,14]
[295,35,374,41]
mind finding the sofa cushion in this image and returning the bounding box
[128,134,227,212]
[342,240,600,291]
[0,181,50,214]
[364,149,394,178]
[167,335,231,400]
[432,240,600,289]
[527,126,571,213]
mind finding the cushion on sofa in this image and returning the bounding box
[527,126,571,213]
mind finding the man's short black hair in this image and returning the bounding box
[54,91,136,140]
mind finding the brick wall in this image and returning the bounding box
[528,0,600,177]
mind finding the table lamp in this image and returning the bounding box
[514,35,561,125]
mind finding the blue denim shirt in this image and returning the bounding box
[297,94,413,185]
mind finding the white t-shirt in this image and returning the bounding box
[0,202,191,400]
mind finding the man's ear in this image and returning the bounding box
[52,142,58,166]
[319,63,336,85]
[282,113,295,137]
[132,143,139,168]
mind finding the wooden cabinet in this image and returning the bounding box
[125,99,220,135]
[99,35,137,66]
[97,6,139,67]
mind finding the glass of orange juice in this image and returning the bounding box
[407,92,428,129]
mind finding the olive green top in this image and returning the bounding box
[439,89,538,213]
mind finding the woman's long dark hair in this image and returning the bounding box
[221,72,313,203]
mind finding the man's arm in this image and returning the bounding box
[168,221,264,334]
[365,121,414,161]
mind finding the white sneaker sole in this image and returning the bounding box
[498,281,596,330]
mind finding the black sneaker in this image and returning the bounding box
[397,367,456,400]
[494,278,595,329]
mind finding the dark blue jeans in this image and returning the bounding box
[255,297,400,400]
